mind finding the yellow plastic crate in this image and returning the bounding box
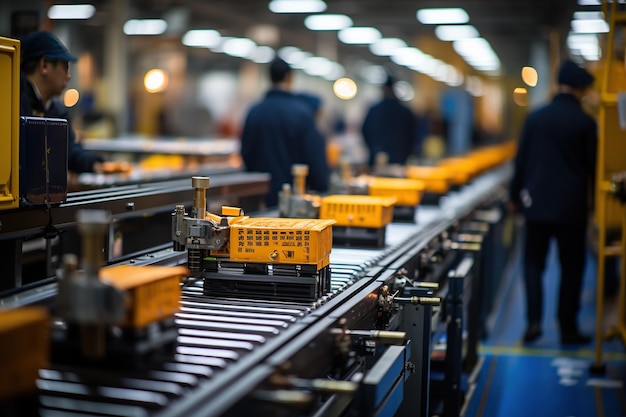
[437,157,480,186]
[0,307,49,400]
[100,265,188,328]
[405,165,453,194]
[368,177,425,206]
[229,217,335,270]
[320,195,396,228]
[0,37,20,210]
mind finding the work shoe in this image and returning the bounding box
[522,323,542,343]
[560,331,592,345]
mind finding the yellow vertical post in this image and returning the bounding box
[592,0,626,372]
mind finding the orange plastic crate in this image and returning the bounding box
[405,165,453,194]
[100,265,188,328]
[368,177,425,206]
[0,307,49,400]
[320,195,396,228]
[229,217,335,270]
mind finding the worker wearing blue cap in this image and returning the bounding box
[509,59,597,345]
[20,31,104,173]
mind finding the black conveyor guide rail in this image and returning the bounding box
[0,172,270,239]
[0,164,512,417]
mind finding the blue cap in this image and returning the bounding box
[21,31,77,65]
[557,60,594,88]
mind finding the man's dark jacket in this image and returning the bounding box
[362,96,417,167]
[21,76,103,173]
[510,93,597,224]
[240,88,329,207]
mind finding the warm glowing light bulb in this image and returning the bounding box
[64,88,80,107]
[513,87,528,106]
[144,69,168,93]
[333,77,357,100]
[521,66,538,87]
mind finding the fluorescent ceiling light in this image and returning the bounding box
[287,50,313,68]
[269,0,327,14]
[48,4,96,19]
[182,29,221,47]
[305,14,352,30]
[573,11,604,20]
[302,56,334,76]
[323,62,345,80]
[251,46,275,63]
[435,25,479,41]
[369,38,407,56]
[416,8,469,24]
[391,47,425,67]
[278,46,302,61]
[338,27,381,44]
[222,37,257,58]
[571,19,609,33]
[123,19,168,35]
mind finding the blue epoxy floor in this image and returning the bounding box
[465,237,626,417]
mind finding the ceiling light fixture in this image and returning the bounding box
[48,4,96,20]
[182,29,221,47]
[434,25,479,41]
[369,38,407,56]
[305,14,353,30]
[269,0,327,14]
[416,8,469,25]
[338,27,381,44]
[123,19,168,36]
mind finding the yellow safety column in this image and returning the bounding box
[592,0,626,373]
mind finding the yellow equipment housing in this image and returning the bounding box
[0,307,49,400]
[100,265,188,328]
[0,36,20,210]
[228,217,335,270]
[405,165,453,194]
[320,195,396,228]
[368,177,425,206]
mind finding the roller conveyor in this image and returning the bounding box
[0,164,512,417]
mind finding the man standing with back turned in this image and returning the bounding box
[240,58,329,207]
[510,60,597,345]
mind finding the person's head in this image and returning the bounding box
[21,31,77,100]
[269,57,292,88]
[557,59,594,99]
[382,73,398,98]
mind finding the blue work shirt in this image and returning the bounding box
[240,88,329,207]
[362,97,417,167]
[510,93,597,224]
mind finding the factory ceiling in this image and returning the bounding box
[117,0,581,78]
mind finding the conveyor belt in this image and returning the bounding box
[2,163,512,417]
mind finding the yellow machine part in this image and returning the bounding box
[405,165,453,194]
[436,157,479,186]
[228,217,335,269]
[0,307,49,400]
[320,195,396,228]
[100,265,188,328]
[368,177,425,206]
[0,36,20,210]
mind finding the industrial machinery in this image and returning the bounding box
[172,176,334,302]
[0,158,513,417]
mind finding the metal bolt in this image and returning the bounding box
[126,202,135,211]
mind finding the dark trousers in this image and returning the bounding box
[523,221,587,333]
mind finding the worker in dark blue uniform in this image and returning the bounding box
[20,31,104,173]
[361,75,417,169]
[240,58,329,207]
[509,60,597,345]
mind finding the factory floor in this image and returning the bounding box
[464,233,626,417]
